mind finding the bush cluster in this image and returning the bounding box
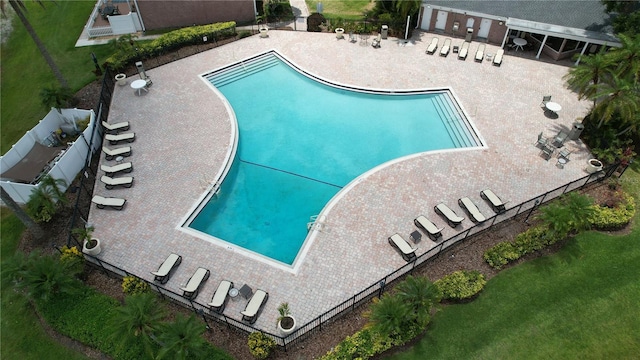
[435,270,487,301]
[320,324,422,360]
[484,225,561,270]
[121,275,150,295]
[588,192,635,230]
[247,332,276,359]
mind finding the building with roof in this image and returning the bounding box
[419,1,620,62]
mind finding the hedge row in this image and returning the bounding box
[588,192,636,230]
[435,270,487,301]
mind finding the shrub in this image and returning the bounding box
[59,245,84,273]
[435,270,486,301]
[247,332,276,359]
[320,324,420,360]
[589,192,635,230]
[237,30,252,39]
[121,276,150,295]
[483,241,520,269]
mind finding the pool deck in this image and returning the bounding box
[90,30,591,332]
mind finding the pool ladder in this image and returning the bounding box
[307,215,327,232]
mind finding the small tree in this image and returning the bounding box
[366,293,410,338]
[156,315,207,360]
[26,175,68,223]
[395,275,441,326]
[40,85,74,113]
[108,292,165,358]
[18,252,81,303]
[537,192,595,239]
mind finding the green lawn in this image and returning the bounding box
[385,166,640,359]
[305,0,374,19]
[0,0,112,154]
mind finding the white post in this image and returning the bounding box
[405,15,410,39]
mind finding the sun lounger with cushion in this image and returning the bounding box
[92,195,126,210]
[388,234,417,262]
[426,37,438,54]
[458,197,486,223]
[180,267,210,300]
[100,175,134,189]
[105,132,135,145]
[241,289,269,324]
[102,146,131,160]
[440,38,452,56]
[475,44,486,62]
[208,280,234,314]
[151,253,182,284]
[414,215,444,240]
[480,189,507,214]
[493,49,504,66]
[458,41,470,60]
[102,121,130,133]
[434,203,464,227]
[101,162,132,176]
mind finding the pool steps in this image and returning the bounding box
[206,54,280,88]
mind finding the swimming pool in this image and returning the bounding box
[187,51,480,266]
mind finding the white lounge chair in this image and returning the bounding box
[100,175,134,189]
[102,146,131,161]
[414,215,444,240]
[92,195,126,210]
[434,203,464,227]
[440,38,452,56]
[151,253,182,284]
[458,197,486,223]
[180,267,210,300]
[458,41,470,60]
[425,37,438,54]
[105,132,135,144]
[388,234,417,262]
[241,289,269,324]
[101,162,132,176]
[480,189,507,214]
[102,120,129,133]
[475,43,486,62]
[493,49,504,66]
[208,280,234,314]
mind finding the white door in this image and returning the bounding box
[420,6,433,30]
[435,10,448,31]
[478,18,492,38]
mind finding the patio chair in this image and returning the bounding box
[100,175,134,189]
[180,267,210,300]
[349,32,357,43]
[101,120,130,133]
[151,253,182,284]
[540,95,552,108]
[475,44,486,62]
[101,162,132,176]
[241,289,269,324]
[208,280,233,314]
[425,37,438,54]
[413,215,444,240]
[388,234,417,262]
[534,132,548,148]
[440,38,452,57]
[558,148,572,160]
[552,131,569,147]
[92,195,126,210]
[458,197,486,223]
[458,41,470,60]
[493,49,504,66]
[102,145,131,160]
[434,203,464,227]
[540,144,555,160]
[105,132,135,145]
[371,33,381,48]
[480,189,507,214]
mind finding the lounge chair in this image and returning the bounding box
[101,162,132,176]
[208,280,234,313]
[92,195,126,210]
[413,215,444,240]
[151,253,182,284]
[458,41,470,60]
[475,44,486,62]
[440,38,451,56]
[180,267,210,300]
[434,203,464,227]
[480,189,507,214]
[241,289,269,324]
[105,132,135,145]
[425,37,438,54]
[371,33,381,48]
[100,175,134,189]
[493,49,504,66]
[534,132,548,148]
[458,197,486,223]
[388,234,417,262]
[102,120,130,133]
[102,146,131,160]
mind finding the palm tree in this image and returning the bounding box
[108,292,165,358]
[366,293,410,338]
[0,187,45,240]
[610,33,640,82]
[564,48,616,106]
[537,192,594,239]
[26,175,68,223]
[0,1,69,87]
[19,252,81,303]
[40,85,74,113]
[394,0,421,38]
[591,72,640,128]
[156,315,207,360]
[395,275,441,326]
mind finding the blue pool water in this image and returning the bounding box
[189,52,478,265]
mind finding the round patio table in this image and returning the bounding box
[545,101,562,113]
[131,79,148,96]
[513,37,527,51]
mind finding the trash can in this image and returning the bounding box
[381,25,388,39]
[569,122,584,140]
